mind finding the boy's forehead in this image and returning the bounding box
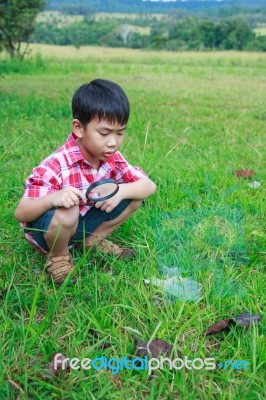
[94,118,127,129]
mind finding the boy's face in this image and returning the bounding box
[73,117,126,167]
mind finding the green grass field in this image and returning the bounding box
[0,45,265,399]
[253,26,266,37]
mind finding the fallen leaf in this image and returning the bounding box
[49,352,69,377]
[234,169,254,179]
[204,313,262,335]
[204,318,233,335]
[233,313,262,327]
[134,338,173,358]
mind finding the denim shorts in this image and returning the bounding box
[24,199,133,252]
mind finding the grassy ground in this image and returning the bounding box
[0,46,265,399]
[253,26,266,37]
[36,12,151,35]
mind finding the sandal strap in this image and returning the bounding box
[46,253,73,283]
[89,239,135,259]
[98,239,124,255]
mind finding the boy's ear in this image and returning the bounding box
[72,119,83,137]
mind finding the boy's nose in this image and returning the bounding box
[106,138,117,147]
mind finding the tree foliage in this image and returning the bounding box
[0,0,46,59]
[31,14,265,52]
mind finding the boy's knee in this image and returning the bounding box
[129,200,143,211]
[48,206,79,230]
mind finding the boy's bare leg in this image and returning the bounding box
[85,200,143,248]
[44,206,79,256]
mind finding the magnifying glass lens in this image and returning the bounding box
[88,182,118,200]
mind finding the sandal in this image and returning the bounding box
[84,239,136,260]
[46,252,74,283]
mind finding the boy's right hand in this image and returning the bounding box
[51,187,86,208]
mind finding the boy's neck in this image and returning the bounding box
[76,137,101,170]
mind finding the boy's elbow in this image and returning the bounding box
[151,182,157,194]
[14,199,27,222]
[14,207,23,222]
[148,179,157,195]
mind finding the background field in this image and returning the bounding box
[0,46,265,399]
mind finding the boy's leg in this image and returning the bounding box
[44,205,80,256]
[84,200,142,248]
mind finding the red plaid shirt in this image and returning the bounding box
[21,131,148,250]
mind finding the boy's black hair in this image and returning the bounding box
[72,79,130,126]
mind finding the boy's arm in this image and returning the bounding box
[14,187,86,223]
[14,195,57,223]
[118,178,156,200]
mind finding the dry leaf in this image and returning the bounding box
[204,318,233,335]
[134,338,173,358]
[204,313,262,335]
[49,352,69,377]
[234,313,262,327]
[234,169,254,179]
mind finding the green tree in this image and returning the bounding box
[0,0,46,59]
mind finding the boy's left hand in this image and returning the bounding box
[94,191,123,213]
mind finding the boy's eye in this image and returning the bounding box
[99,132,108,136]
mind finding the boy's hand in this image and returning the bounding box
[94,191,123,213]
[51,187,86,209]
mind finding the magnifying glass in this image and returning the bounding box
[85,179,119,202]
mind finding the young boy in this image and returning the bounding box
[14,79,156,283]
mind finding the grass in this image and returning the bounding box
[0,46,265,399]
[253,26,266,37]
[36,11,84,26]
[36,11,161,31]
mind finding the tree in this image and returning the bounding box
[119,24,131,45]
[0,0,46,60]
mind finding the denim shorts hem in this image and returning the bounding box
[24,199,133,252]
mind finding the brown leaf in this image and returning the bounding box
[204,313,262,336]
[49,352,69,377]
[204,318,233,336]
[234,169,254,179]
[234,313,262,327]
[134,338,173,358]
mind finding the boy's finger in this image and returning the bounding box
[95,201,104,208]
[71,187,86,202]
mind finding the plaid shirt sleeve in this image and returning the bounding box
[23,159,62,198]
[112,152,148,183]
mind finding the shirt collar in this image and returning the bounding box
[63,132,85,166]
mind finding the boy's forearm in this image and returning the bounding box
[119,178,156,200]
[14,195,55,223]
